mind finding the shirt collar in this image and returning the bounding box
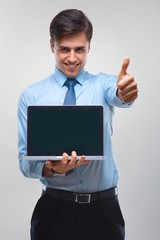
[53,67,86,87]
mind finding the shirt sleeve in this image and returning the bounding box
[17,89,45,179]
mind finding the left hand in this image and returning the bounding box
[42,151,90,177]
[117,57,138,103]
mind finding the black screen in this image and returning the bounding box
[27,106,103,156]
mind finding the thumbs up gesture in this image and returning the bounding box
[117,58,138,103]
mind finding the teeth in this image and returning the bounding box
[68,65,76,68]
[64,63,79,68]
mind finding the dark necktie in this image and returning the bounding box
[63,79,77,105]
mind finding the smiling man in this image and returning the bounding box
[18,9,138,240]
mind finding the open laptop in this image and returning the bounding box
[21,105,104,161]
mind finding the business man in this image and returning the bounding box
[18,9,138,240]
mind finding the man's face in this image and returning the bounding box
[50,32,90,78]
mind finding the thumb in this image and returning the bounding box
[118,57,130,81]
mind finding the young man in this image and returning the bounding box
[18,9,138,240]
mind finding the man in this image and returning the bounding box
[18,9,138,240]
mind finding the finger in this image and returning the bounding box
[76,155,91,166]
[117,75,134,90]
[45,160,52,168]
[61,152,69,165]
[121,89,138,103]
[118,57,130,81]
[68,151,77,166]
[77,155,85,164]
[119,80,137,95]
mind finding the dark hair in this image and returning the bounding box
[50,9,93,42]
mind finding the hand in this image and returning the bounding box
[117,57,138,103]
[42,151,90,177]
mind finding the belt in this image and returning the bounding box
[43,186,118,204]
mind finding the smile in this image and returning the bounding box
[65,63,79,68]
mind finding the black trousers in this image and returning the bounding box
[31,191,125,240]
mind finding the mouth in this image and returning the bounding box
[64,63,79,69]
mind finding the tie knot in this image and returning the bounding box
[65,78,77,88]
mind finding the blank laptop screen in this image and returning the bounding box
[27,105,103,157]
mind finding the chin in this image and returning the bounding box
[66,71,79,78]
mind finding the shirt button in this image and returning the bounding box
[79,180,83,184]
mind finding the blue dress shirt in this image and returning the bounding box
[17,68,131,193]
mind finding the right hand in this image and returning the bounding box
[117,57,138,103]
[42,151,90,177]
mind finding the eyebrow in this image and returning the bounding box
[58,46,86,50]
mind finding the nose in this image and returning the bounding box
[68,50,76,62]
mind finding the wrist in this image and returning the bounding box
[50,168,66,177]
[42,163,65,177]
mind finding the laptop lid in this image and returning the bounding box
[21,105,104,161]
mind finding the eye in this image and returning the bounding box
[59,47,70,53]
[75,47,85,53]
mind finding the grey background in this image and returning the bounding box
[0,0,159,239]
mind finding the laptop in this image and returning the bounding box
[21,105,104,161]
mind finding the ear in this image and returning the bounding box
[88,43,91,52]
[87,42,90,53]
[50,39,54,53]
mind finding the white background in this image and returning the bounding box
[0,0,160,239]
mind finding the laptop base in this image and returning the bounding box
[20,155,105,161]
